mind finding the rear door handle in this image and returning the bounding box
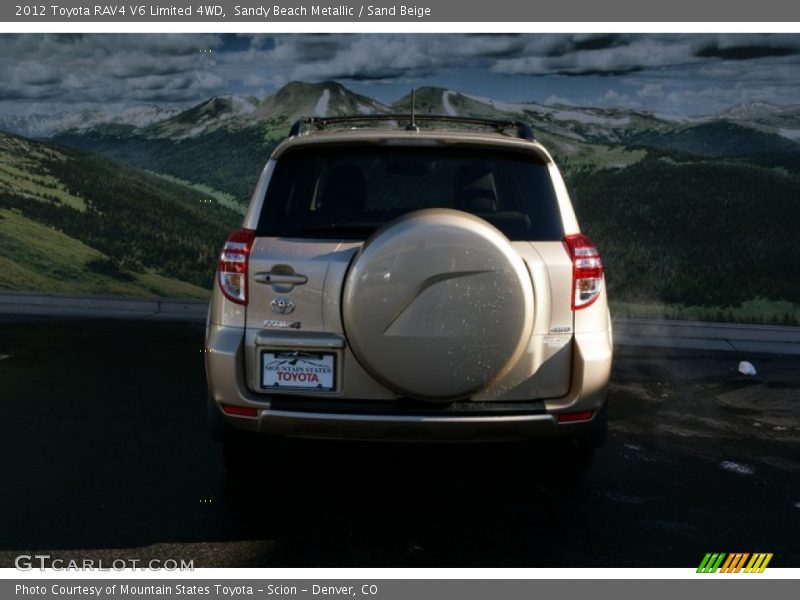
[254,272,308,286]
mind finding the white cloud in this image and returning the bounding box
[0,33,799,117]
[599,89,641,109]
[0,33,224,105]
[637,83,664,98]
[490,34,800,76]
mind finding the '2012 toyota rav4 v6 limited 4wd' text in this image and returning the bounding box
[205,114,613,468]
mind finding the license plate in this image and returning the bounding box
[261,351,336,391]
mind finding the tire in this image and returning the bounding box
[206,394,228,442]
[221,434,262,474]
[341,208,534,401]
[589,402,609,449]
[206,395,279,479]
[555,436,596,473]
[221,432,286,491]
[544,403,608,479]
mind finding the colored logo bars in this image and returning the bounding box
[697,553,773,573]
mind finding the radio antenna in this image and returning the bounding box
[406,88,418,131]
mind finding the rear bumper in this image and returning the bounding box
[205,323,611,443]
[215,404,604,443]
[256,409,561,442]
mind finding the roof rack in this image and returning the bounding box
[288,114,535,141]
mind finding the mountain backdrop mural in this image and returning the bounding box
[2,79,799,323]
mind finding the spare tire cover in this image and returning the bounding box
[342,209,534,401]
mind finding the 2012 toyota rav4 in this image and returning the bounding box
[205,115,613,469]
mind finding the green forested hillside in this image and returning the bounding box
[53,127,276,203]
[564,155,800,323]
[0,131,241,297]
[631,120,800,158]
[43,130,800,324]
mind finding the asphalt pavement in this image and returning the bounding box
[0,317,798,567]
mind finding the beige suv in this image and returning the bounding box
[205,115,612,468]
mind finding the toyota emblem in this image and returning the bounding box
[270,297,295,315]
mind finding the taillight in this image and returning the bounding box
[218,228,255,305]
[564,233,604,310]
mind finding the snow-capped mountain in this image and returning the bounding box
[0,105,183,138]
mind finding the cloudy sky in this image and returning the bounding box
[2,33,800,117]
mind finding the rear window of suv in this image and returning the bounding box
[257,144,564,241]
